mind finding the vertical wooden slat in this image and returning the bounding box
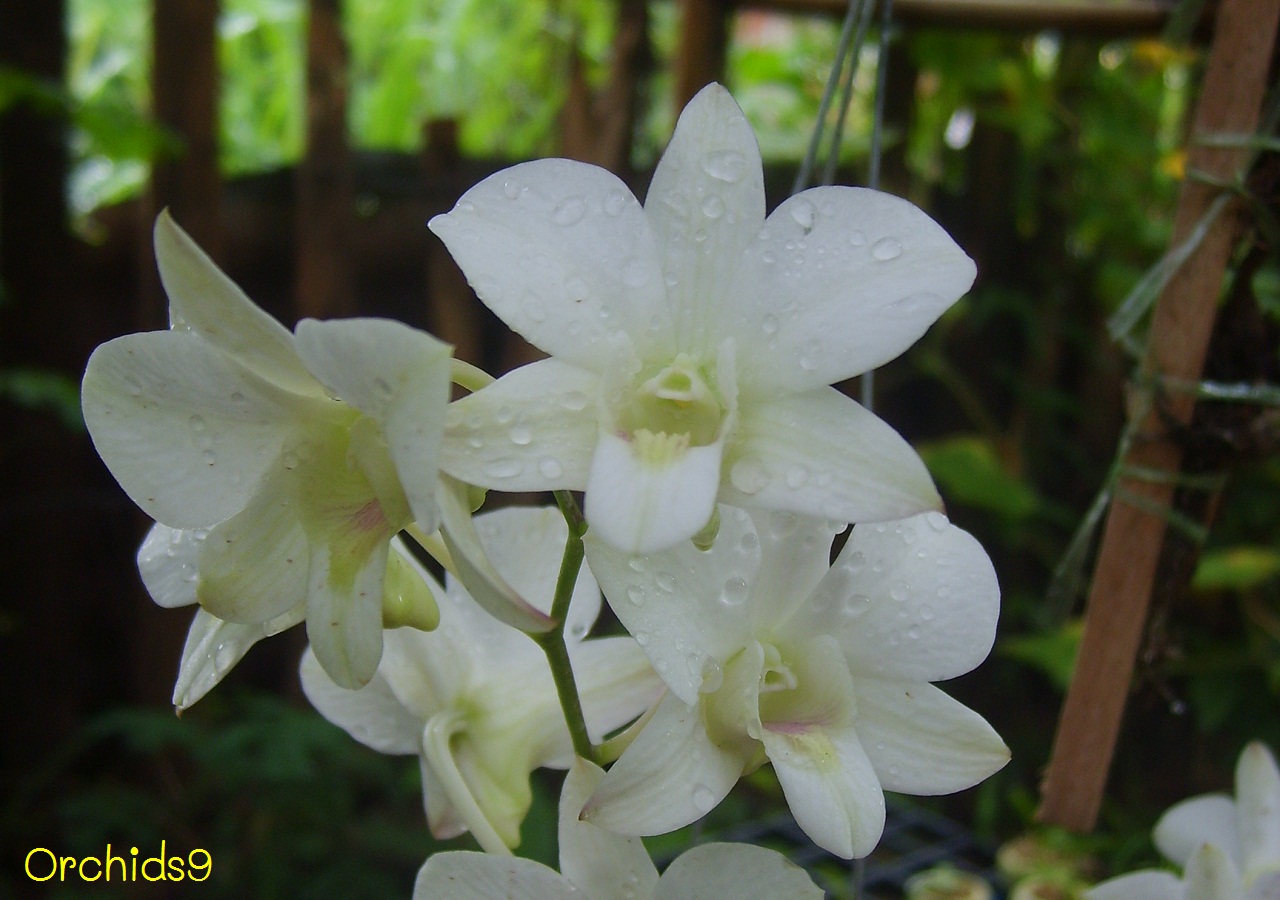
[296,0,355,320]
[674,0,732,112]
[147,0,222,326]
[1037,0,1280,833]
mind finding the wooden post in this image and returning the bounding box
[296,0,356,320]
[674,0,732,112]
[147,0,222,326]
[1037,0,1280,832]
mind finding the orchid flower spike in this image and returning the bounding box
[82,212,453,691]
[582,507,1009,860]
[301,506,662,854]
[1088,741,1280,900]
[414,758,824,899]
[430,83,975,554]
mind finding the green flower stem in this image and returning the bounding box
[450,359,495,393]
[533,490,596,764]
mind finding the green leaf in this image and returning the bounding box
[1193,546,1280,591]
[919,434,1039,522]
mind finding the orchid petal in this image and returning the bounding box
[440,358,600,492]
[419,756,469,840]
[414,853,575,900]
[746,510,844,631]
[1184,843,1244,899]
[1236,741,1280,880]
[437,477,556,633]
[1085,870,1185,900]
[568,637,663,749]
[785,513,999,683]
[850,679,1009,794]
[643,83,765,357]
[293,317,452,530]
[758,636,884,859]
[654,843,823,900]
[304,536,388,689]
[137,523,205,609]
[422,710,519,854]
[585,506,761,704]
[196,472,310,624]
[173,605,303,711]
[731,186,976,394]
[584,428,724,554]
[298,646,422,755]
[82,331,300,528]
[724,387,941,525]
[428,159,668,370]
[154,211,322,397]
[1155,794,1241,871]
[583,691,746,836]
[558,759,660,900]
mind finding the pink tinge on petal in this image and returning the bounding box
[352,499,387,534]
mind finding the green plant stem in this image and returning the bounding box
[533,490,596,764]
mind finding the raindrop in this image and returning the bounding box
[719,576,748,607]
[729,458,770,495]
[625,585,644,606]
[701,195,725,219]
[496,406,515,424]
[520,293,547,322]
[785,465,809,489]
[627,557,646,573]
[124,376,144,397]
[565,277,590,303]
[456,200,476,214]
[692,783,718,812]
[693,229,708,243]
[502,180,522,199]
[622,258,649,288]
[559,391,590,412]
[483,457,523,479]
[798,338,821,371]
[890,581,909,602]
[656,572,676,593]
[907,625,921,640]
[840,593,872,621]
[849,230,867,246]
[789,198,816,231]
[467,434,484,450]
[926,511,950,532]
[769,511,798,538]
[700,150,747,183]
[920,605,935,621]
[871,236,903,261]
[699,659,724,693]
[845,551,867,574]
[552,196,587,226]
[537,457,563,479]
[509,424,532,446]
[635,630,650,646]
[761,314,779,336]
[604,190,629,216]
[213,641,238,677]
[739,531,759,554]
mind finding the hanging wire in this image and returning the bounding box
[792,0,869,193]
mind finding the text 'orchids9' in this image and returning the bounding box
[81,80,1004,891]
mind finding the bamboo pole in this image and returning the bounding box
[1037,0,1280,833]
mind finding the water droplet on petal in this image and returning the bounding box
[604,190,629,216]
[520,293,547,322]
[720,576,748,607]
[656,572,676,593]
[849,230,867,247]
[789,198,816,231]
[552,195,587,226]
[920,605,935,621]
[456,200,476,214]
[845,551,867,574]
[798,338,822,371]
[701,195,725,219]
[635,630,650,646]
[699,658,724,693]
[502,180,522,199]
[627,557,646,573]
[124,376,144,397]
[692,783,718,812]
[840,593,872,621]
[729,458,770,495]
[509,424,532,446]
[622,258,649,288]
[558,391,589,412]
[484,457,523,479]
[496,406,515,424]
[537,457,563,479]
[701,150,747,183]
[785,465,809,489]
[926,511,950,531]
[625,585,644,606]
[890,581,909,602]
[871,236,903,261]
[761,314,779,336]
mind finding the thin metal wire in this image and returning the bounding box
[861,0,894,413]
[793,0,866,193]
[820,0,878,186]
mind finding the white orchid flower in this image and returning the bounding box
[1087,742,1280,900]
[300,506,662,854]
[82,212,453,689]
[429,83,975,554]
[413,758,824,899]
[137,525,437,711]
[581,507,1009,859]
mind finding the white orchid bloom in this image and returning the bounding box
[82,212,452,689]
[300,506,662,854]
[137,525,437,711]
[582,507,1009,859]
[1087,742,1280,900]
[429,83,974,554]
[414,758,824,899]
